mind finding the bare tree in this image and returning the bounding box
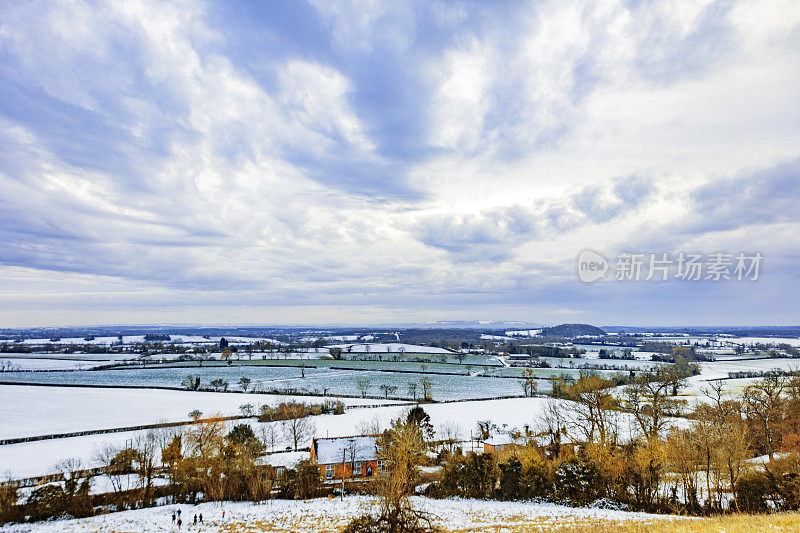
[280,405,316,451]
[372,415,432,530]
[356,377,371,398]
[437,421,462,451]
[420,377,434,401]
[521,368,538,397]
[185,414,226,457]
[379,384,398,398]
[133,431,158,506]
[475,420,495,440]
[259,422,279,453]
[356,415,384,436]
[182,374,201,390]
[407,382,418,401]
[624,369,683,441]
[565,374,620,447]
[94,443,134,494]
[536,399,569,457]
[743,373,785,460]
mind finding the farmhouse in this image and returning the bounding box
[483,434,520,453]
[310,435,384,482]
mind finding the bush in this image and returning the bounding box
[555,456,603,505]
[0,484,19,524]
[736,473,771,513]
[278,461,323,499]
[26,479,92,521]
[342,508,438,533]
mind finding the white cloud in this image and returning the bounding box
[1,0,799,326]
[428,38,494,151]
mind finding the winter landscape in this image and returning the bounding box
[2,0,800,531]
[1,326,800,531]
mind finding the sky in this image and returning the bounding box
[0,0,799,328]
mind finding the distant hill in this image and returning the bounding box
[541,323,605,338]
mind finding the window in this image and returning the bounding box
[377,459,386,472]
[325,464,334,479]
[354,461,362,475]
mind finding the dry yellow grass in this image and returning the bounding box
[538,512,800,533]
[217,512,800,533]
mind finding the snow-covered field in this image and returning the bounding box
[2,495,684,532]
[0,358,108,371]
[0,397,572,479]
[327,342,453,354]
[698,357,799,379]
[0,385,404,440]
[0,429,147,479]
[734,336,800,347]
[308,397,557,441]
[19,336,285,346]
[2,353,788,484]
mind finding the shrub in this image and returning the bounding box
[555,456,603,505]
[736,473,771,513]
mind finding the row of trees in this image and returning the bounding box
[181,372,436,401]
[355,377,434,401]
[431,370,800,515]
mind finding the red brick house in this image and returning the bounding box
[310,435,384,482]
[483,434,520,453]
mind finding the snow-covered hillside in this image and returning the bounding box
[2,495,684,532]
[0,385,404,440]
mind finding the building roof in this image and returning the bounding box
[256,450,308,469]
[484,434,514,446]
[314,435,378,464]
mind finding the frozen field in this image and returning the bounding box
[0,429,147,479]
[0,495,684,532]
[734,336,800,347]
[0,358,108,371]
[19,335,284,346]
[690,357,800,381]
[0,365,524,401]
[327,342,454,354]
[0,397,576,478]
[0,385,403,440]
[308,397,560,441]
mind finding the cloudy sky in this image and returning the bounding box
[1,0,799,328]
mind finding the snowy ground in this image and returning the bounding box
[0,397,569,479]
[3,353,785,484]
[692,357,800,381]
[681,357,800,403]
[0,358,109,371]
[0,394,660,480]
[735,336,800,347]
[2,495,684,532]
[0,429,148,479]
[0,385,405,440]
[326,342,453,354]
[19,336,285,346]
[14,475,171,501]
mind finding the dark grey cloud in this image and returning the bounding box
[688,157,800,233]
